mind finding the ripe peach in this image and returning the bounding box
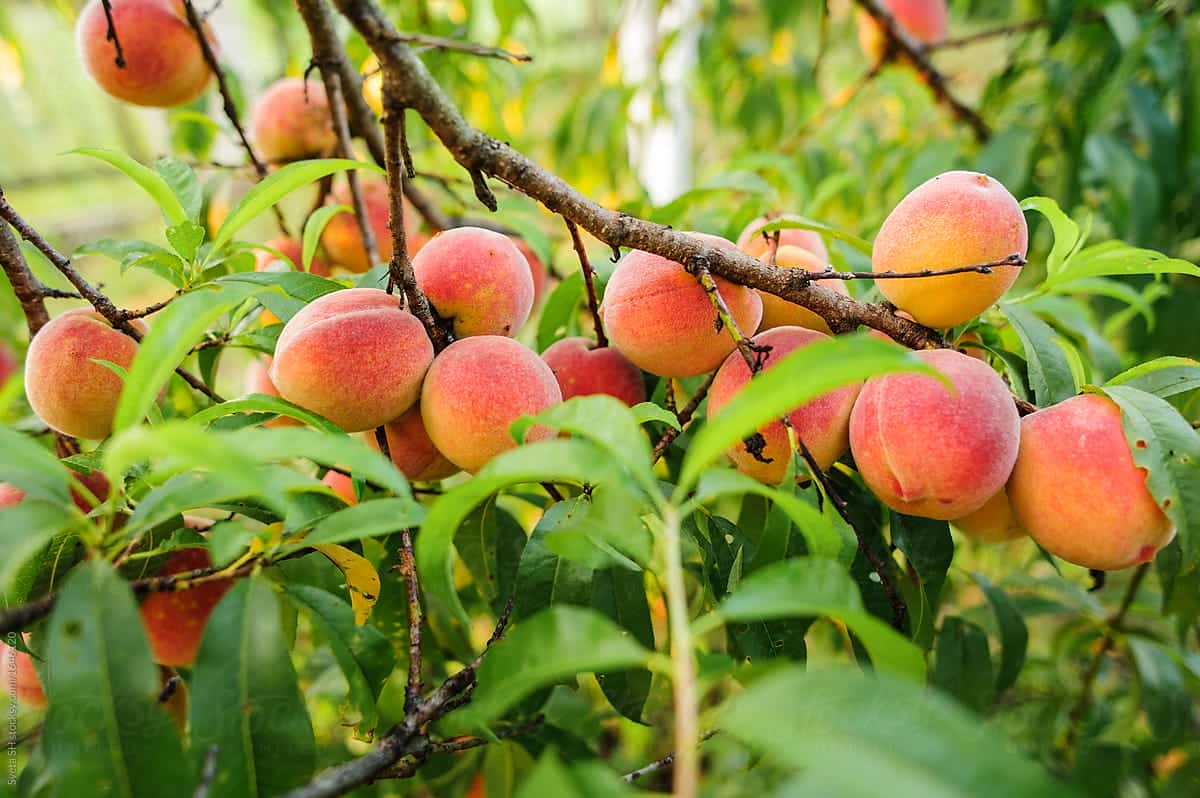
[601,233,763,377]
[849,348,1020,519]
[322,470,358,504]
[1008,394,1175,571]
[321,177,422,273]
[736,216,830,263]
[542,337,646,407]
[0,342,17,384]
[421,336,562,473]
[0,482,23,508]
[514,238,550,304]
[25,309,147,440]
[857,0,948,64]
[708,327,861,484]
[242,356,300,428]
[255,236,330,278]
[77,0,214,107]
[412,227,534,338]
[271,288,433,433]
[139,547,232,666]
[250,77,336,163]
[951,487,1025,543]
[366,406,459,482]
[872,171,1027,329]
[755,245,847,334]
[0,636,46,708]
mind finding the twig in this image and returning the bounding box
[99,0,127,68]
[193,746,220,798]
[624,730,718,782]
[119,293,180,320]
[651,371,717,463]
[812,254,1026,282]
[371,716,544,782]
[395,531,423,713]
[157,674,181,704]
[565,218,607,347]
[1059,562,1150,761]
[928,13,1104,51]
[382,30,531,63]
[0,212,50,336]
[541,483,565,502]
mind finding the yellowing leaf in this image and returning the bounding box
[313,544,381,625]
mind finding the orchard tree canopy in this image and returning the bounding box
[1,1,1199,797]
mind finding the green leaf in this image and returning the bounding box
[1019,196,1081,276]
[0,501,82,604]
[999,303,1077,406]
[756,215,873,256]
[679,333,936,493]
[1044,241,1200,288]
[513,501,597,619]
[69,147,188,226]
[42,561,187,798]
[447,606,653,732]
[537,272,584,351]
[283,585,394,737]
[591,567,654,723]
[454,497,527,606]
[211,159,382,253]
[232,426,411,499]
[890,512,953,645]
[189,394,344,433]
[933,617,995,713]
[972,574,1028,694]
[113,281,265,431]
[1107,356,1200,399]
[699,557,926,681]
[302,204,351,272]
[1128,638,1190,744]
[515,750,637,798]
[721,668,1074,798]
[1101,386,1200,568]
[165,220,206,261]
[302,498,426,546]
[0,425,70,502]
[631,401,680,430]
[219,270,344,303]
[528,395,656,492]
[191,577,316,796]
[153,156,203,222]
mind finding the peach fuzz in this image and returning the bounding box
[736,216,830,263]
[421,336,562,473]
[25,309,146,440]
[542,337,646,407]
[0,636,46,708]
[271,288,433,433]
[600,233,763,378]
[250,77,337,163]
[756,245,847,334]
[872,170,1027,329]
[367,406,459,482]
[708,327,861,485]
[255,236,330,278]
[849,348,1019,520]
[951,487,1025,543]
[321,176,422,273]
[77,0,214,107]
[412,227,535,338]
[857,0,948,64]
[139,547,233,666]
[1008,394,1174,571]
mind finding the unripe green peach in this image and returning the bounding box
[250,77,337,163]
[951,487,1025,543]
[366,406,459,482]
[849,348,1020,519]
[271,288,433,432]
[857,0,948,64]
[872,171,1027,328]
[76,0,214,107]
[139,547,232,666]
[708,326,861,484]
[412,227,534,338]
[1008,394,1175,570]
[756,245,848,334]
[736,216,830,263]
[24,309,147,440]
[421,336,562,473]
[542,337,646,407]
[601,233,762,378]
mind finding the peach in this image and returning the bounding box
[1008,394,1175,570]
[271,288,433,432]
[0,472,108,514]
[76,0,214,107]
[0,482,23,508]
[708,326,861,484]
[367,406,459,482]
[322,470,358,504]
[872,171,1027,329]
[736,216,830,263]
[756,245,848,334]
[601,233,763,377]
[139,547,232,666]
[514,238,550,304]
[321,176,422,273]
[951,487,1025,543]
[25,309,147,439]
[849,348,1019,519]
[421,336,562,473]
[412,227,534,338]
[250,77,336,163]
[542,337,646,407]
[857,0,948,64]
[242,356,300,428]
[0,342,17,384]
[0,636,46,708]
[255,236,330,278]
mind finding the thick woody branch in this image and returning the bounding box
[651,371,717,463]
[330,0,947,350]
[565,218,607,347]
